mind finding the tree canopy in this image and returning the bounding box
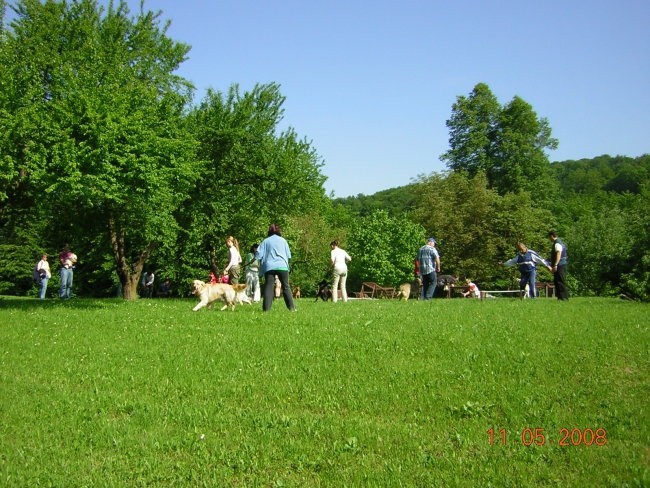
[441,83,558,203]
[0,2,647,301]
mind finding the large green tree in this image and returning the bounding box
[178,83,328,282]
[441,83,558,202]
[1,0,197,299]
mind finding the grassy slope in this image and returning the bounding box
[0,297,648,487]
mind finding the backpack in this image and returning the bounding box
[33,265,42,284]
[33,265,47,284]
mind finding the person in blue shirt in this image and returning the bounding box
[256,223,296,312]
[503,242,550,298]
[417,237,441,300]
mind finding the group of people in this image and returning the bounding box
[211,237,262,303]
[503,231,569,300]
[140,271,172,298]
[209,226,296,312]
[34,229,568,304]
[415,231,569,300]
[34,244,76,300]
[220,226,353,312]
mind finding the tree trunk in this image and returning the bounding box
[109,216,153,301]
[122,274,141,300]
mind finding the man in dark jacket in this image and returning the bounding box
[548,231,569,300]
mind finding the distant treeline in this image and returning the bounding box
[334,154,650,300]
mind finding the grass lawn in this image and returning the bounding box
[1,296,648,487]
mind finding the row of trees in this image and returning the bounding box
[338,154,650,300]
[1,1,648,300]
[0,0,337,299]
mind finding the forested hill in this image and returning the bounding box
[334,154,650,215]
[552,154,650,194]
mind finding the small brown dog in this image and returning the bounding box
[293,286,301,299]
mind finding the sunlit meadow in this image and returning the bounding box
[1,296,648,486]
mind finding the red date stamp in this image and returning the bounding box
[487,428,607,446]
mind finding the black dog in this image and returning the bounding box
[315,279,332,301]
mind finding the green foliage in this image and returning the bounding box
[549,169,649,300]
[441,83,500,179]
[1,297,648,485]
[1,0,199,298]
[178,83,328,284]
[347,209,425,288]
[333,184,419,217]
[552,154,650,195]
[411,171,554,288]
[441,83,558,203]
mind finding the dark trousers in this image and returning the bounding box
[263,270,295,311]
[422,271,437,300]
[554,265,569,300]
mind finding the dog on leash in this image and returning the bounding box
[315,280,332,301]
[191,280,247,311]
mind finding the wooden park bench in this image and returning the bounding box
[353,281,396,299]
[447,284,469,298]
[536,282,555,298]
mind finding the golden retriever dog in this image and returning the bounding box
[293,286,301,299]
[396,278,422,301]
[235,286,252,306]
[192,280,246,311]
[396,282,411,301]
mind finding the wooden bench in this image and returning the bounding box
[353,281,396,299]
[447,284,469,298]
[480,290,525,300]
[536,282,555,298]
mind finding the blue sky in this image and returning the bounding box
[71,1,650,196]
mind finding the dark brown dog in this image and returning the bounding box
[315,280,332,301]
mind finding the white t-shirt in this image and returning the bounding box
[331,247,351,273]
[226,246,242,271]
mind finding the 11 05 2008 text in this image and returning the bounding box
[487,428,607,446]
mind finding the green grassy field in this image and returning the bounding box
[1,296,648,487]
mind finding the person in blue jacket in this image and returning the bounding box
[256,223,296,312]
[503,242,550,298]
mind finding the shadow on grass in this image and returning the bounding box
[0,296,128,310]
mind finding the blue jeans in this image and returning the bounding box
[422,271,438,299]
[39,278,49,299]
[60,267,73,299]
[520,269,537,298]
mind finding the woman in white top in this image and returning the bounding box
[224,236,242,284]
[36,254,52,300]
[330,240,352,303]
